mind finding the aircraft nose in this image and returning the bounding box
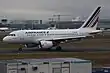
[3,36,9,42]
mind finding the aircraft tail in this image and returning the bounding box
[80,6,101,29]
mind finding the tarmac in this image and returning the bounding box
[0,46,110,54]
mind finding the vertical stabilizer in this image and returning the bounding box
[80,6,101,29]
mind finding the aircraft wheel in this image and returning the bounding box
[18,48,23,51]
[56,46,62,51]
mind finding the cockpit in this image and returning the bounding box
[8,34,16,36]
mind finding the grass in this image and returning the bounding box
[0,43,20,49]
[0,51,110,67]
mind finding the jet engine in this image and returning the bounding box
[39,41,53,49]
[25,41,53,49]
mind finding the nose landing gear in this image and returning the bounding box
[18,47,23,51]
[18,44,23,51]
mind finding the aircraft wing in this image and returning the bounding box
[37,36,87,41]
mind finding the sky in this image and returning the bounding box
[0,0,110,20]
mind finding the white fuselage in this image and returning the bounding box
[3,28,100,44]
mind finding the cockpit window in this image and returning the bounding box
[8,34,16,36]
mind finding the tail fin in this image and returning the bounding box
[80,6,101,29]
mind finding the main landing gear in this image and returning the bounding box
[53,42,62,51]
[56,46,62,51]
[47,46,62,51]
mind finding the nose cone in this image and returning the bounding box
[3,36,9,42]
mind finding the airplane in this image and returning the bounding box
[0,23,10,32]
[3,6,102,51]
[0,27,10,32]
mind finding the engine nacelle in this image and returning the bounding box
[40,41,53,49]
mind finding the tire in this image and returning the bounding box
[56,46,62,51]
[18,48,23,51]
